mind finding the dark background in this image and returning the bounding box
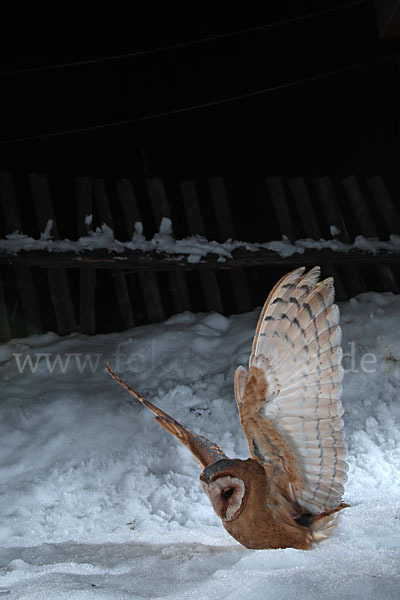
[1,1,400,338]
[1,0,399,189]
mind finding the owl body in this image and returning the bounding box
[107,266,348,550]
[200,458,312,550]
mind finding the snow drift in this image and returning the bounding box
[0,291,399,598]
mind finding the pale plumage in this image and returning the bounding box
[107,266,348,550]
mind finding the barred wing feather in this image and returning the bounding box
[235,267,348,514]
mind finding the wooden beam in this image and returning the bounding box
[2,247,400,270]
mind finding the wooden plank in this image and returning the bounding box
[146,177,191,313]
[146,178,171,226]
[366,175,400,235]
[266,177,296,242]
[29,173,59,237]
[47,269,77,335]
[94,178,134,329]
[314,176,367,296]
[139,271,165,322]
[343,175,399,292]
[181,180,223,313]
[0,273,11,341]
[313,177,350,242]
[79,269,96,334]
[208,177,237,242]
[208,176,252,312]
[342,176,377,237]
[116,178,142,237]
[106,272,134,329]
[112,271,134,328]
[76,177,93,237]
[289,178,320,240]
[0,172,42,335]
[29,173,76,334]
[320,265,347,302]
[182,180,207,237]
[93,179,114,229]
[0,172,21,233]
[116,178,165,323]
[76,177,96,334]
[14,265,42,335]
[288,177,347,300]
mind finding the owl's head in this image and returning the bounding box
[200,459,247,522]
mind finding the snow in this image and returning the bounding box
[330,225,341,237]
[1,292,400,598]
[1,218,400,262]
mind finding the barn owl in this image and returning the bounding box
[107,266,348,550]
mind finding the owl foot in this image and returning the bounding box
[310,503,349,543]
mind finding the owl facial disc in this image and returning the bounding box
[201,475,245,522]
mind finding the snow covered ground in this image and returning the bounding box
[0,290,399,599]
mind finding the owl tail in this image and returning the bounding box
[310,502,349,542]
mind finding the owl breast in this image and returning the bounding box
[201,458,311,550]
[223,504,311,550]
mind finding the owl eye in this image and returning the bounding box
[222,488,234,500]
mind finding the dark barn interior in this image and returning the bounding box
[1,0,400,340]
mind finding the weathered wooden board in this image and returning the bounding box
[116,178,165,322]
[209,177,252,312]
[343,175,398,293]
[289,177,347,300]
[29,174,76,334]
[314,176,367,296]
[94,178,134,329]
[182,180,223,313]
[146,177,191,313]
[267,177,296,242]
[0,172,43,334]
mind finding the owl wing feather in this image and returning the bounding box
[106,364,228,469]
[235,267,348,514]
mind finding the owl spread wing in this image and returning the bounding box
[234,267,348,514]
[106,364,228,469]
